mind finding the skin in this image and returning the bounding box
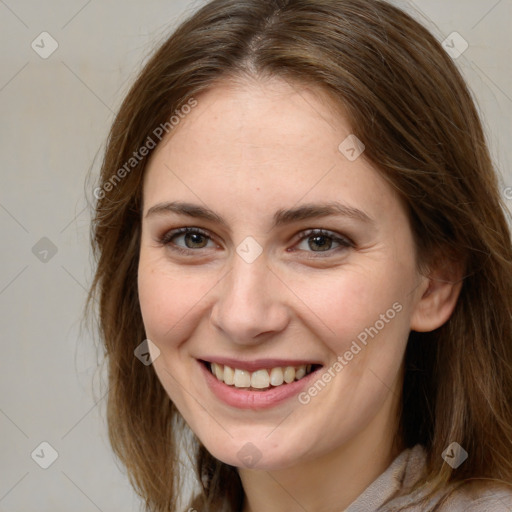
[137,76,462,512]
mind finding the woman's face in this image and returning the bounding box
[138,77,428,470]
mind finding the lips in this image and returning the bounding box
[200,356,324,373]
[198,358,324,409]
[206,360,321,390]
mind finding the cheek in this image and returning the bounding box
[137,256,211,408]
[137,255,217,345]
[290,260,414,351]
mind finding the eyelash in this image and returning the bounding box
[158,227,354,258]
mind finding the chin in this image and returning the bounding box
[197,431,312,471]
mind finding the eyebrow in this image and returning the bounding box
[145,200,374,229]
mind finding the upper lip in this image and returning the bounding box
[199,357,323,372]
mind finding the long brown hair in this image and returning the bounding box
[86,0,512,510]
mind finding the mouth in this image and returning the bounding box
[199,360,323,392]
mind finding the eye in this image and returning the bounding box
[293,229,353,257]
[159,227,217,254]
[158,227,353,258]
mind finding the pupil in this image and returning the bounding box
[186,233,205,248]
[310,235,331,251]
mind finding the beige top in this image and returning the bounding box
[345,444,512,511]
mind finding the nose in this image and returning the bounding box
[209,252,290,346]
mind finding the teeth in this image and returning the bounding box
[233,369,251,388]
[295,366,306,380]
[269,367,284,386]
[223,365,235,385]
[212,362,224,380]
[283,366,295,383]
[209,362,314,390]
[251,369,270,389]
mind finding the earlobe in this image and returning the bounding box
[410,260,464,333]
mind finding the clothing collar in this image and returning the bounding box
[345,444,427,512]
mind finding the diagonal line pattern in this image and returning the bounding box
[60,264,100,309]
[470,61,512,106]
[495,493,512,510]
[163,163,212,209]
[0,201,30,233]
[264,409,295,439]
[61,389,108,439]
[265,265,336,335]
[0,62,29,92]
[262,472,310,512]
[367,367,400,400]
[264,290,415,439]
[60,205,88,234]
[0,472,29,503]
[471,0,503,30]
[144,162,237,435]
[161,366,234,438]
[280,75,340,133]
[290,164,338,209]
[406,0,436,26]
[61,0,93,29]
[163,269,233,337]
[0,265,29,296]
[61,471,104,511]
[0,407,29,438]
[0,0,28,28]
[60,265,89,294]
[264,164,337,234]
[61,61,115,114]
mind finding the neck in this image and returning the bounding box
[238,385,403,512]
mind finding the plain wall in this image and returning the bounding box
[1,1,511,510]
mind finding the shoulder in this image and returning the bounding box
[383,482,512,512]
[376,443,512,512]
[350,444,512,512]
[436,481,512,511]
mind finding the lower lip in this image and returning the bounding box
[198,360,321,410]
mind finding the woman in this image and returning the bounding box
[87,0,512,510]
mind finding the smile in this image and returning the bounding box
[198,358,324,409]
[204,361,322,391]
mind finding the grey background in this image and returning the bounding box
[1,1,511,511]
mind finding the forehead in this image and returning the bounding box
[142,77,398,226]
[158,76,348,158]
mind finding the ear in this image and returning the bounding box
[410,257,464,333]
